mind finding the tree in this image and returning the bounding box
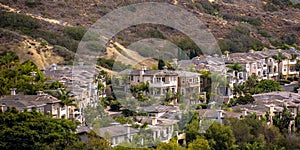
[232,83,246,97]
[273,105,293,133]
[66,134,110,150]
[224,118,254,148]
[188,137,211,150]
[156,139,185,150]
[272,52,287,80]
[256,80,282,93]
[57,88,77,119]
[0,109,79,149]
[204,122,236,150]
[236,94,255,105]
[185,117,201,144]
[227,63,245,79]
[0,51,19,69]
[158,58,165,70]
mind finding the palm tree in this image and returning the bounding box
[272,52,287,80]
[227,63,245,82]
[57,88,76,119]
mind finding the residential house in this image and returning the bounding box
[0,89,67,119]
[120,66,178,97]
[43,62,107,123]
[98,124,139,147]
[232,91,300,132]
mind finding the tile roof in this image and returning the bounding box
[0,94,61,110]
[98,124,139,137]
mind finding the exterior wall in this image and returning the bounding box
[178,76,200,96]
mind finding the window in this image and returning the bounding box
[130,76,133,81]
[162,77,165,82]
[155,77,160,83]
[284,65,287,71]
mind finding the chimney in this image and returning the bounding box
[297,88,300,94]
[249,49,254,53]
[163,66,168,71]
[10,88,16,95]
[139,66,147,82]
[151,116,158,125]
[51,64,57,71]
[217,110,223,124]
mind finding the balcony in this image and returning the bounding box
[289,70,298,75]
[150,81,177,87]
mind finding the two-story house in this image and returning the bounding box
[0,89,66,118]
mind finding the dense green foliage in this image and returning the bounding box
[0,12,40,34]
[219,26,265,52]
[0,109,79,150]
[232,74,282,97]
[0,52,63,96]
[97,58,131,71]
[64,26,87,41]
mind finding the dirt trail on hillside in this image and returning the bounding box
[0,2,72,27]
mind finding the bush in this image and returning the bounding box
[263,3,278,12]
[31,30,79,52]
[220,26,265,53]
[97,58,130,71]
[25,0,42,8]
[64,26,87,41]
[0,12,40,34]
[174,37,202,58]
[194,0,220,16]
[236,94,255,105]
[85,41,105,52]
[281,34,297,45]
[222,13,261,26]
[258,29,272,38]
[144,29,166,39]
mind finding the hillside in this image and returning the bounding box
[0,0,300,69]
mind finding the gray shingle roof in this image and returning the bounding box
[98,124,139,137]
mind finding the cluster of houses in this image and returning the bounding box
[0,48,300,146]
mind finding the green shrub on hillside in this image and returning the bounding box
[64,26,87,41]
[0,12,40,34]
[174,37,202,58]
[144,29,166,39]
[31,30,79,52]
[222,13,261,26]
[263,3,278,12]
[258,29,272,38]
[86,41,105,52]
[25,0,42,7]
[194,0,220,16]
[219,26,265,52]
